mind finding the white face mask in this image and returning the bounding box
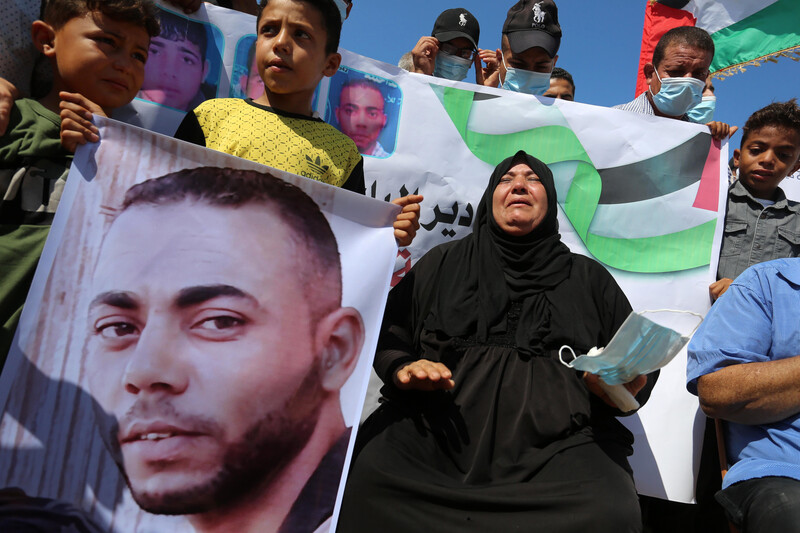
[650,70,705,117]
[558,309,703,385]
[500,55,552,96]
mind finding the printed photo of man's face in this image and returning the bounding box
[244,47,265,100]
[335,81,387,156]
[86,198,329,514]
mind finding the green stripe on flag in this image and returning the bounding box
[433,85,716,273]
[586,220,717,273]
[710,0,800,73]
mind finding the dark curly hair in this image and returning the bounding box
[42,0,160,37]
[741,99,800,147]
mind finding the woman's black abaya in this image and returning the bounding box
[337,152,657,533]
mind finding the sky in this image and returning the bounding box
[340,1,800,151]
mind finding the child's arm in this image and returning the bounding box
[709,278,734,301]
[0,77,19,136]
[706,121,738,141]
[59,92,105,153]
[391,194,423,247]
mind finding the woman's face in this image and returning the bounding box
[492,162,549,236]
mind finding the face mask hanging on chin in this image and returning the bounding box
[650,70,705,117]
[500,55,552,96]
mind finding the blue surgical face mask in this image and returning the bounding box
[687,95,716,124]
[650,70,705,117]
[433,51,472,81]
[501,55,551,96]
[558,309,702,386]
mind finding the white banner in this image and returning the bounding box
[781,168,800,201]
[339,50,728,503]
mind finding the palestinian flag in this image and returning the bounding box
[635,0,800,95]
[432,84,722,274]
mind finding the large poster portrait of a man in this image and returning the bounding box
[0,119,398,532]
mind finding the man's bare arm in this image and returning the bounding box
[697,355,800,425]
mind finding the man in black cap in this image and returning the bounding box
[411,8,496,84]
[486,0,561,95]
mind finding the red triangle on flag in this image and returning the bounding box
[693,138,722,212]
[635,1,697,97]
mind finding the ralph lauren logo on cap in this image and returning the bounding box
[533,2,545,24]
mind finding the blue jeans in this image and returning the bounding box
[716,476,800,533]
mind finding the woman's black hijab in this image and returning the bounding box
[424,150,573,352]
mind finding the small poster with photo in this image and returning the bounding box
[229,34,263,100]
[325,66,403,159]
[118,2,252,136]
[136,6,225,112]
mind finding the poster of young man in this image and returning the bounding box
[0,118,399,532]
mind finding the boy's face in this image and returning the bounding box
[543,78,574,101]
[44,13,150,112]
[253,0,340,112]
[735,125,800,200]
[139,35,210,111]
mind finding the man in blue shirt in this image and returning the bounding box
[687,258,800,533]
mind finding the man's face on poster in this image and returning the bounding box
[244,51,265,100]
[86,201,326,514]
[335,84,387,154]
[140,36,210,111]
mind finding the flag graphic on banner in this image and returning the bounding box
[434,85,721,273]
[637,0,800,91]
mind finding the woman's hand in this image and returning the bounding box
[394,359,455,391]
[584,373,647,410]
